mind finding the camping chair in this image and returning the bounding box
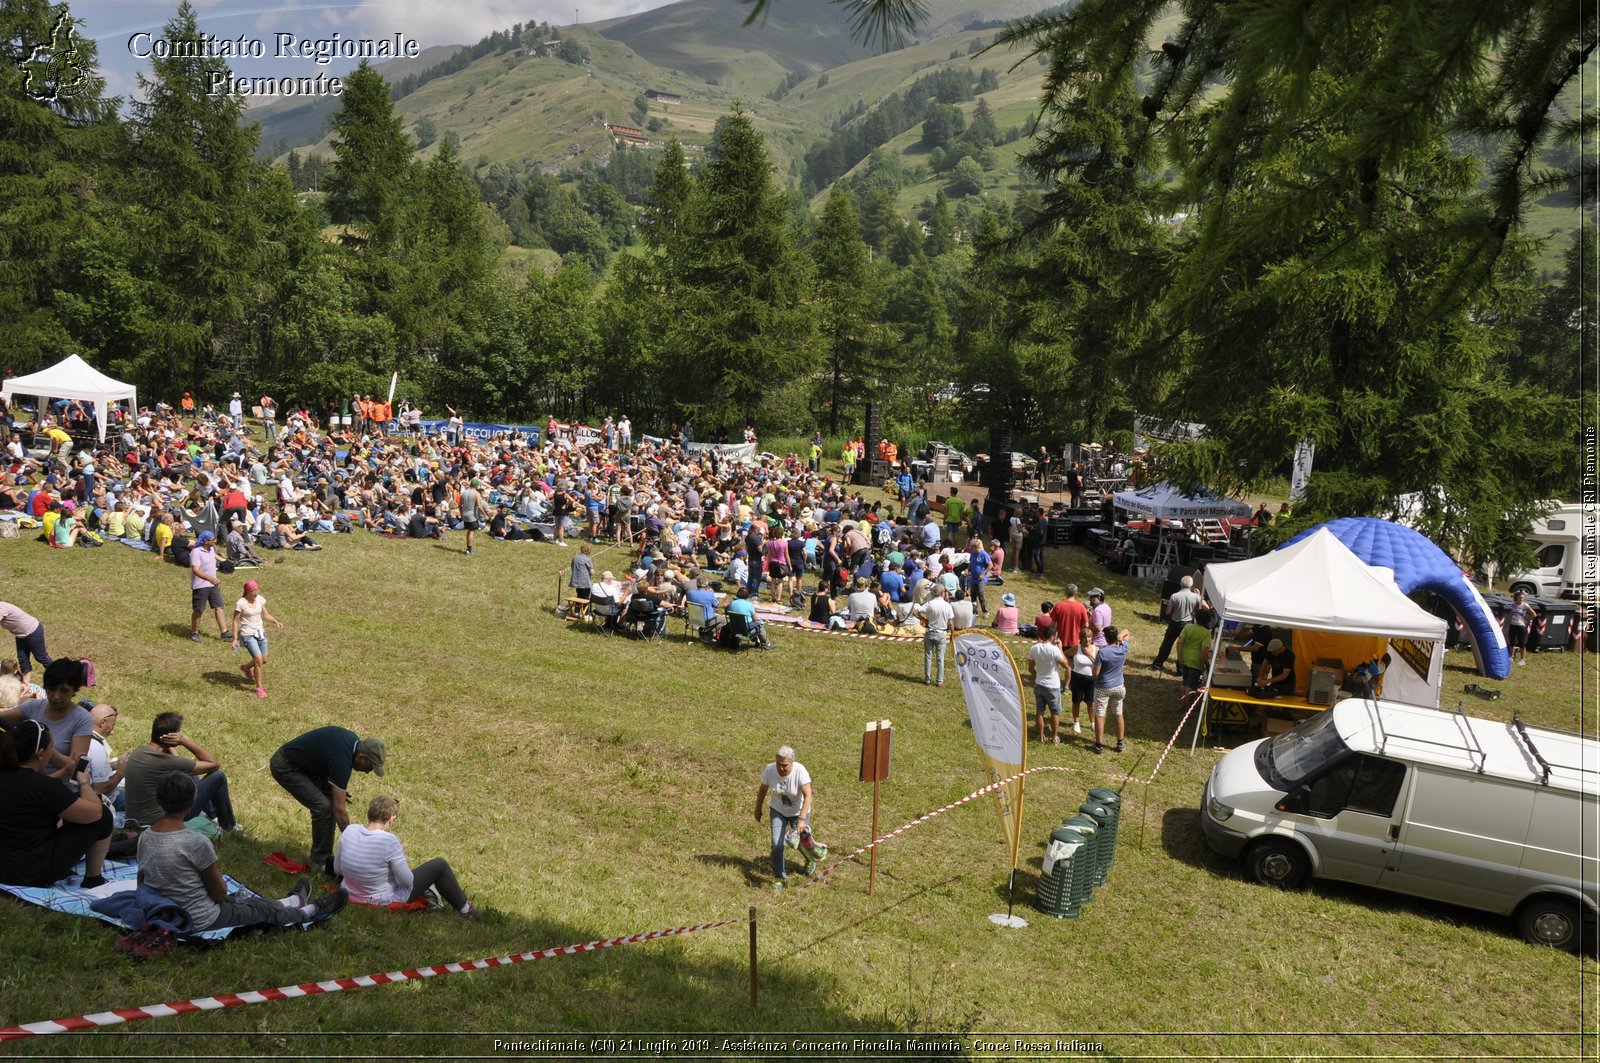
[718,611,764,650]
[626,597,666,641]
[684,599,718,643]
[588,595,622,636]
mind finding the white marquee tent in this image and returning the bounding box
[2,355,137,442]
[1113,482,1253,520]
[1191,528,1449,750]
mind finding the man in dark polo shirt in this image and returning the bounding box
[269,726,386,876]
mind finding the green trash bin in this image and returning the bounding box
[1036,827,1087,919]
[1060,814,1099,906]
[1079,801,1115,886]
[1087,787,1122,865]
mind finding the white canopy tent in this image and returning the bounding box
[1113,482,1253,520]
[2,355,137,443]
[1191,528,1449,750]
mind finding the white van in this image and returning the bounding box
[1504,503,1592,600]
[1200,700,1599,950]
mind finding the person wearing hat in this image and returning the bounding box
[1086,587,1113,647]
[188,530,228,643]
[1249,638,1297,700]
[231,579,283,698]
[270,725,387,877]
[993,591,1020,635]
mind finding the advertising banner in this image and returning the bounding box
[953,629,1028,869]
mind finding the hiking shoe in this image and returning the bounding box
[770,880,786,891]
[1115,741,1126,753]
[309,887,348,922]
[290,876,312,907]
[189,633,203,643]
[1091,743,1104,755]
[459,902,481,919]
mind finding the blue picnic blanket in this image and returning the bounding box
[0,858,260,941]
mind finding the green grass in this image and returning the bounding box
[0,474,1594,1055]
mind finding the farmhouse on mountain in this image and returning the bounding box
[644,89,682,105]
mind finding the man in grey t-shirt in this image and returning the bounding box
[1151,575,1203,673]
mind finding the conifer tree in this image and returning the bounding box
[811,188,884,433]
[325,60,415,248]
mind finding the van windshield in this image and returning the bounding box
[1258,711,1352,790]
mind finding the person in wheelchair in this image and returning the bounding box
[719,587,771,649]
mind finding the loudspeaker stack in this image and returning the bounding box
[861,402,884,485]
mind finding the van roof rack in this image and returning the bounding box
[1510,713,1599,786]
[1371,701,1487,774]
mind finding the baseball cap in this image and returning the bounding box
[357,737,387,776]
[1088,587,1105,599]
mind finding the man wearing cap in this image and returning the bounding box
[270,725,386,877]
[228,392,243,424]
[1086,587,1113,647]
[188,530,228,643]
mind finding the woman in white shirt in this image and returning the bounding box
[334,795,476,917]
[231,580,283,699]
[1067,621,1098,737]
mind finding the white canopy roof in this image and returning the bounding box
[2,355,137,442]
[1113,482,1253,520]
[1203,527,1448,640]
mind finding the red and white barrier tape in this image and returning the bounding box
[1143,689,1204,787]
[787,764,1084,895]
[0,917,738,1043]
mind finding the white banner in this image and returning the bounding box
[953,630,1028,869]
[1290,437,1315,502]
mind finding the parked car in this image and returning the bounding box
[1201,699,1598,951]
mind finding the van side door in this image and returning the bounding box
[1281,754,1409,886]
[1380,770,1535,913]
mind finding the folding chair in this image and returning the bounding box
[684,599,716,641]
[627,598,665,641]
[588,596,621,636]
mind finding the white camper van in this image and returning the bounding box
[1505,503,1592,600]
[1201,700,1598,950]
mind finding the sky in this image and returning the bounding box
[66,0,679,101]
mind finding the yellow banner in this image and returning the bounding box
[953,630,1028,869]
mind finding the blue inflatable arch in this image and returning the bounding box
[1281,517,1511,679]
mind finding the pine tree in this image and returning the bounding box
[640,138,690,251]
[924,189,956,255]
[0,0,117,369]
[117,0,272,395]
[811,188,884,434]
[325,60,415,248]
[663,104,818,427]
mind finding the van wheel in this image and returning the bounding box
[1516,896,1583,951]
[1247,838,1309,889]
[1509,582,1537,597]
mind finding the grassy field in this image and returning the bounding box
[0,469,1594,1058]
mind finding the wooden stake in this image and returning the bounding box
[747,905,758,1011]
[869,777,880,895]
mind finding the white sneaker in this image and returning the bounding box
[1072,721,1082,735]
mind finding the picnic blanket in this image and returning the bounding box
[0,858,256,941]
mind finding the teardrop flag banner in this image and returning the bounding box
[953,629,1027,869]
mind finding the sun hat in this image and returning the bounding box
[1002,592,1017,606]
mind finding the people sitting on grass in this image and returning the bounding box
[122,711,237,832]
[0,720,114,888]
[334,795,478,918]
[137,772,347,931]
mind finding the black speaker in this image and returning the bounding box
[860,402,883,485]
[982,426,1014,517]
